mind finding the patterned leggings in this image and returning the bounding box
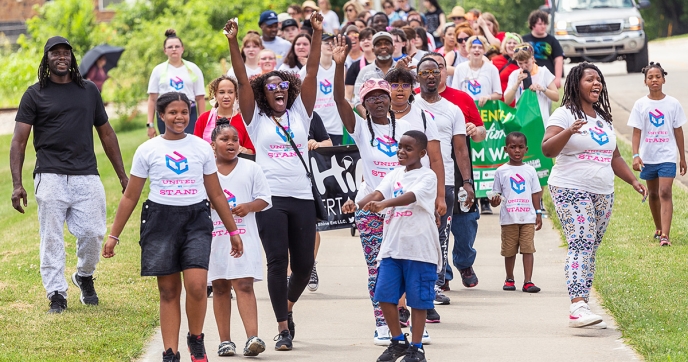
[354,209,386,328]
[550,186,614,301]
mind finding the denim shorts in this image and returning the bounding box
[139,199,213,276]
[374,258,437,310]
[640,162,677,180]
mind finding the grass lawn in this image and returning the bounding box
[0,129,159,361]
[544,140,688,361]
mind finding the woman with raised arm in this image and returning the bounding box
[224,13,323,351]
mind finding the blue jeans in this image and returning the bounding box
[436,186,454,287]
[445,209,480,281]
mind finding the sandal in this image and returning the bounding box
[654,230,662,240]
[659,234,671,247]
[522,281,541,293]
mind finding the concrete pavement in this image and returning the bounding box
[137,212,640,361]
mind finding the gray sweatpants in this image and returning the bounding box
[34,173,106,299]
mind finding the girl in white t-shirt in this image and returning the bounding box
[227,32,264,81]
[209,119,271,357]
[278,33,312,75]
[504,43,559,125]
[542,63,647,329]
[103,92,244,361]
[225,14,323,351]
[147,29,206,138]
[628,62,687,246]
[450,35,502,106]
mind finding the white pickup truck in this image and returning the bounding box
[542,0,651,73]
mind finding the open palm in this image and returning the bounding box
[332,35,349,65]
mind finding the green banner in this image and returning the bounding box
[472,91,553,198]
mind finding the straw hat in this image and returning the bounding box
[448,6,466,19]
[302,0,320,11]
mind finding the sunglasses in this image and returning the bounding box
[417,69,441,77]
[456,36,470,43]
[266,81,290,91]
[514,44,533,53]
[390,83,412,90]
[364,94,390,103]
[346,7,356,12]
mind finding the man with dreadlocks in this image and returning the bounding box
[10,36,129,314]
[541,62,647,328]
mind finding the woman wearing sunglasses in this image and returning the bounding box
[444,24,473,87]
[224,13,323,351]
[491,32,522,106]
[451,35,501,107]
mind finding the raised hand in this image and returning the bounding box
[332,35,349,65]
[224,19,238,40]
[310,12,324,31]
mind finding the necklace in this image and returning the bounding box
[467,61,483,80]
[392,102,410,114]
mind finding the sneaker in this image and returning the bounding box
[586,321,608,329]
[480,202,493,214]
[522,281,541,293]
[187,333,208,362]
[459,267,479,288]
[426,308,440,323]
[48,291,67,314]
[274,330,293,351]
[401,344,427,362]
[374,325,391,346]
[71,272,99,305]
[433,286,450,305]
[398,307,411,328]
[307,261,319,292]
[217,341,236,356]
[287,311,296,340]
[660,234,671,246]
[407,327,431,344]
[439,280,450,292]
[376,334,410,362]
[162,348,181,362]
[569,301,603,328]
[206,286,212,298]
[503,278,516,291]
[654,230,662,239]
[243,336,266,356]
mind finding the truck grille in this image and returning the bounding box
[576,23,621,34]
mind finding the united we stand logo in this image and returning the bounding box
[467,79,481,95]
[393,182,404,197]
[223,189,237,208]
[170,76,184,91]
[166,151,188,174]
[373,135,398,157]
[276,125,295,142]
[590,127,609,146]
[649,109,665,127]
[320,79,333,94]
[509,174,526,194]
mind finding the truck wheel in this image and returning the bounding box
[626,39,649,73]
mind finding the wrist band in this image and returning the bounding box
[108,235,120,245]
[535,210,543,215]
[229,230,241,236]
[147,123,155,128]
[633,154,640,158]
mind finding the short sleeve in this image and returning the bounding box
[201,141,218,175]
[191,64,205,96]
[375,169,396,200]
[490,64,502,94]
[547,107,572,130]
[506,69,519,94]
[451,107,467,136]
[673,101,687,128]
[15,88,37,125]
[147,65,161,94]
[309,112,330,142]
[130,144,150,178]
[530,168,542,193]
[626,101,644,129]
[250,162,273,210]
[550,36,564,58]
[349,112,366,139]
[460,92,484,126]
[353,66,373,105]
[298,66,307,80]
[405,170,437,215]
[93,84,108,127]
[450,66,461,89]
[231,114,255,152]
[491,168,503,194]
[542,67,556,87]
[422,110,440,141]
[290,95,312,130]
[246,101,263,138]
[345,62,360,86]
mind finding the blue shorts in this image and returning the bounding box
[374,258,437,310]
[640,162,676,180]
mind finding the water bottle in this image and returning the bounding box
[458,187,470,212]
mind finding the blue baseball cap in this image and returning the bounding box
[259,10,279,26]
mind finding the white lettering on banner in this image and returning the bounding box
[489,147,508,161]
[326,197,345,214]
[537,170,550,178]
[485,125,506,140]
[472,147,485,162]
[310,154,358,194]
[526,159,541,168]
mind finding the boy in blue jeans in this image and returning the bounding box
[344,130,440,362]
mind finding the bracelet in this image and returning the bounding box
[108,234,120,245]
[633,154,640,158]
[535,209,544,215]
[229,230,241,236]
[147,123,155,128]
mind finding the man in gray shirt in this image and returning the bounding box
[352,31,398,115]
[259,10,292,69]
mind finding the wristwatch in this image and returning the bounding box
[147,123,155,128]
[463,179,474,186]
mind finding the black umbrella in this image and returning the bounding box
[79,44,125,75]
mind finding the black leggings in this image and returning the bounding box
[256,196,316,323]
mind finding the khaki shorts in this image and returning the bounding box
[501,224,536,257]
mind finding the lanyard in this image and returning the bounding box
[273,110,292,142]
[158,59,198,86]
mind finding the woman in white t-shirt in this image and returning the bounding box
[225,14,322,350]
[504,43,559,125]
[278,33,311,75]
[451,35,501,106]
[227,32,264,81]
[628,62,687,246]
[147,29,206,138]
[318,0,341,34]
[542,63,647,329]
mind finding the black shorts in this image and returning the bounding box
[139,199,213,276]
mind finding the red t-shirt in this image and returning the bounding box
[491,54,519,106]
[193,110,256,153]
[413,86,483,126]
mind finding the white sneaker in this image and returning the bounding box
[569,301,603,328]
[408,325,432,344]
[374,325,391,346]
[585,321,608,329]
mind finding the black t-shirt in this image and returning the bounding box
[15,79,108,176]
[522,33,564,75]
[425,8,443,35]
[309,111,329,142]
[345,58,372,86]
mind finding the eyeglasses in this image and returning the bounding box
[364,79,390,88]
[347,33,360,38]
[165,45,182,50]
[304,8,314,13]
[456,36,470,43]
[346,7,356,12]
[390,83,412,90]
[266,81,290,91]
[364,94,390,103]
[417,69,441,77]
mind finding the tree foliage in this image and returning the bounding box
[436,0,544,35]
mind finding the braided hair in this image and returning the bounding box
[211,117,238,142]
[365,108,397,147]
[38,52,86,90]
[642,61,667,79]
[561,62,613,123]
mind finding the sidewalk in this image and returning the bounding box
[138,212,641,362]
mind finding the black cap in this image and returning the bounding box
[282,19,299,31]
[322,32,335,41]
[44,36,72,54]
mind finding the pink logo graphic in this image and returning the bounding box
[165,151,188,174]
[509,174,526,194]
[649,109,665,127]
[374,135,398,157]
[467,79,481,95]
[320,79,333,94]
[393,181,404,197]
[223,189,237,207]
[590,127,609,146]
[170,76,184,91]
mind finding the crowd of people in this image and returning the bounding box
[9,1,687,362]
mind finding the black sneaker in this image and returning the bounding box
[186,333,208,362]
[71,272,98,305]
[401,345,427,362]
[274,329,293,351]
[377,334,410,362]
[307,262,319,292]
[459,267,479,288]
[480,200,493,214]
[398,306,411,327]
[206,286,212,298]
[287,311,295,340]
[48,291,67,314]
[162,348,181,362]
[426,308,440,323]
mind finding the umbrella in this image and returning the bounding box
[79,44,125,75]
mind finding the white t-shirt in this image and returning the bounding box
[547,107,617,194]
[397,104,440,168]
[492,163,542,225]
[345,54,362,70]
[262,37,292,69]
[245,95,313,199]
[130,135,216,206]
[321,10,341,34]
[278,63,302,76]
[446,51,468,87]
[209,158,271,282]
[227,64,262,80]
[627,95,687,164]
[299,64,341,135]
[376,167,441,272]
[414,97,467,186]
[451,60,502,100]
[348,113,413,202]
[147,61,205,101]
[506,66,555,125]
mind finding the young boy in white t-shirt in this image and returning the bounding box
[343,130,440,362]
[489,132,543,293]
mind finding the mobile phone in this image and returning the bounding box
[523,70,533,90]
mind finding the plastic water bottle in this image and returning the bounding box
[458,187,470,212]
